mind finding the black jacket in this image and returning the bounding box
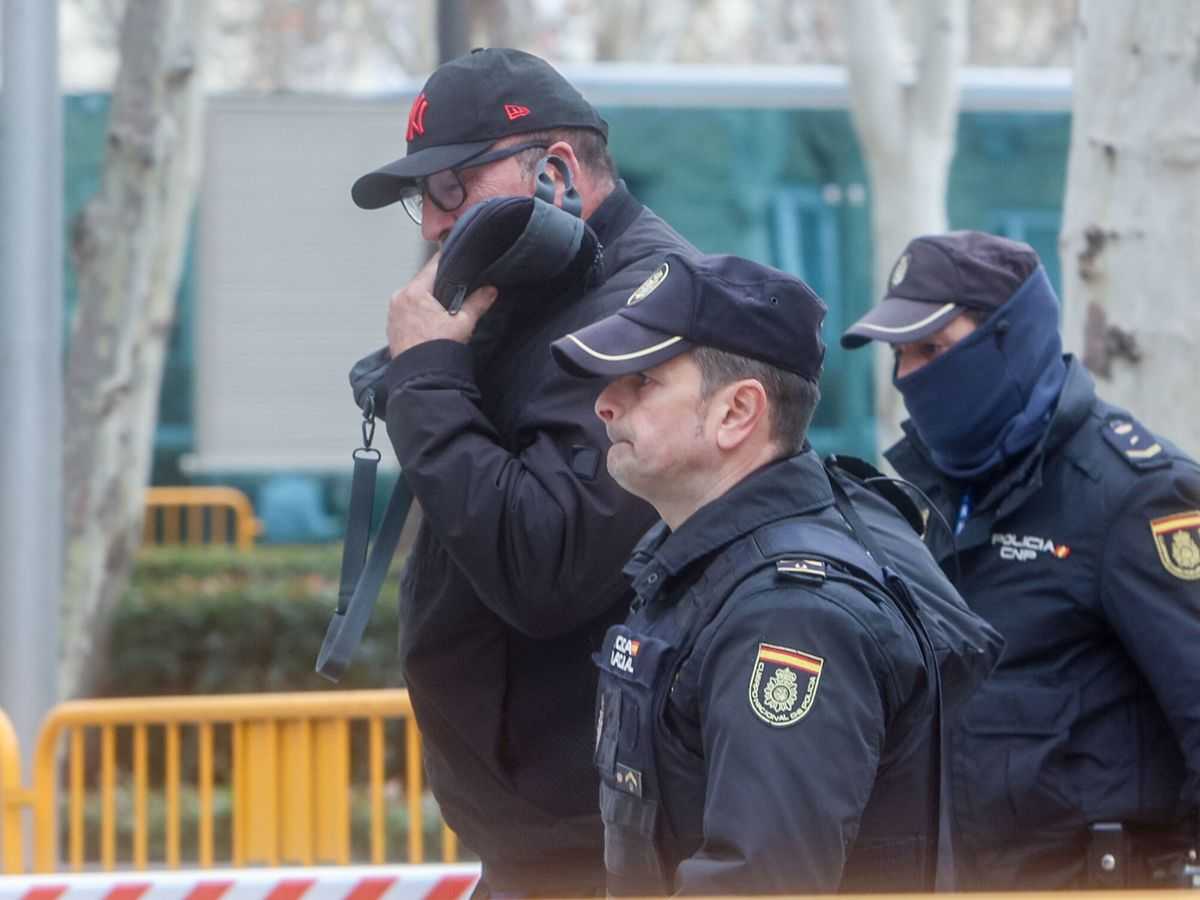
[594,451,997,895]
[888,356,1200,889]
[374,184,696,892]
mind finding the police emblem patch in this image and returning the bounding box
[1149,511,1200,581]
[627,262,669,305]
[748,642,823,727]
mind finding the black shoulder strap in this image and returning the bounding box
[316,401,414,681]
[823,462,954,891]
[826,453,926,536]
[316,473,412,681]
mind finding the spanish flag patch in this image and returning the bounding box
[1149,511,1200,581]
[748,642,824,727]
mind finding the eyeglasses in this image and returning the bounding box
[400,142,550,225]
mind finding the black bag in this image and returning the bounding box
[825,454,1004,713]
[433,154,600,314]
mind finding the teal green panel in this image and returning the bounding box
[948,111,1071,297]
[602,105,876,460]
[63,94,111,328]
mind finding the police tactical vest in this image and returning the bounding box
[593,461,1001,894]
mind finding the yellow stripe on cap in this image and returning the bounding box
[854,302,959,335]
[565,332,684,362]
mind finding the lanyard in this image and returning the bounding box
[954,488,973,536]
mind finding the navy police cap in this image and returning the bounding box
[841,230,1040,349]
[551,253,827,382]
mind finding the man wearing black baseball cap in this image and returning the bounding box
[842,231,1200,889]
[551,253,998,894]
[346,48,697,897]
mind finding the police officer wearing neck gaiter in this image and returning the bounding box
[843,230,1200,890]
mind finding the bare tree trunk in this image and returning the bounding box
[62,0,207,700]
[1061,1,1200,458]
[840,0,966,455]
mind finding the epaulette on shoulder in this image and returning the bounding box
[1101,415,1172,471]
[775,558,827,585]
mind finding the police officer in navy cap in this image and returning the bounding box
[843,230,1200,889]
[551,253,1001,895]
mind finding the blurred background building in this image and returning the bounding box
[51,0,1076,542]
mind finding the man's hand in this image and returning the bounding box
[387,251,498,357]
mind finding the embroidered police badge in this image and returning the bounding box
[627,262,669,305]
[748,642,823,727]
[1149,511,1200,581]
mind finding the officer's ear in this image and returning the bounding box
[712,378,770,452]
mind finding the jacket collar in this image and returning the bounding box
[623,450,834,604]
[586,180,643,249]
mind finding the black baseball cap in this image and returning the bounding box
[551,253,827,382]
[841,230,1040,348]
[351,48,608,210]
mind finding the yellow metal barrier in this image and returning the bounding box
[1,707,26,872]
[25,689,456,873]
[143,486,263,550]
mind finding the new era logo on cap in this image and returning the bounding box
[504,104,531,121]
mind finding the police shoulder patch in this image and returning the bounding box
[1149,511,1200,581]
[748,642,823,727]
[1101,416,1170,471]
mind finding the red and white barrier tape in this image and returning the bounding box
[0,864,480,900]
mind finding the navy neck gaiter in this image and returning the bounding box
[894,266,1068,480]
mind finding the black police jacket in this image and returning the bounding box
[887,356,1200,889]
[593,451,1000,895]
[372,183,696,892]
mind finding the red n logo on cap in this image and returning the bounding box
[504,104,531,121]
[407,93,429,141]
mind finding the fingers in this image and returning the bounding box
[458,285,499,326]
[410,250,441,295]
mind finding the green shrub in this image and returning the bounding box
[99,545,406,697]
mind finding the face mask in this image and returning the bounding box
[894,267,1067,480]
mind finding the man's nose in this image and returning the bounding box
[595,382,621,423]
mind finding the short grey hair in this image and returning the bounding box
[692,346,820,457]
